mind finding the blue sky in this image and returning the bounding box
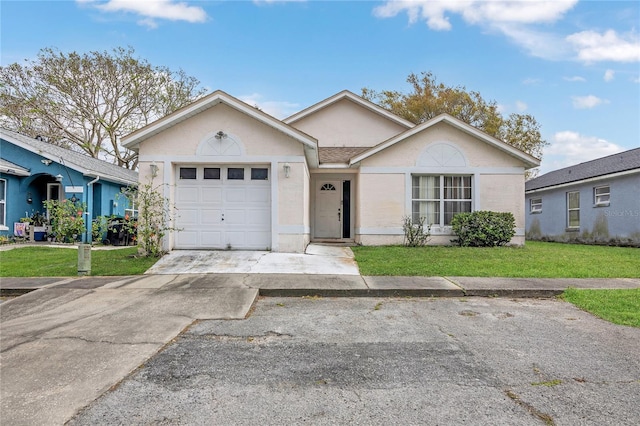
[1,0,639,174]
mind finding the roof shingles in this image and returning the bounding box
[526,148,640,191]
[1,128,138,185]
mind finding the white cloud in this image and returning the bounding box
[373,0,577,59]
[566,29,640,63]
[373,0,577,31]
[374,1,640,64]
[522,77,542,85]
[78,0,208,27]
[515,101,528,112]
[603,69,615,82]
[238,93,300,119]
[541,130,624,173]
[632,76,640,83]
[571,95,609,109]
[563,76,586,82]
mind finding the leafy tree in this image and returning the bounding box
[0,46,206,169]
[362,71,547,162]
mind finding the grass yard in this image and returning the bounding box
[352,241,640,278]
[0,246,158,277]
[562,288,640,328]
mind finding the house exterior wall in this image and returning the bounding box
[136,103,310,252]
[290,98,408,148]
[355,123,527,246]
[525,172,640,244]
[1,138,131,237]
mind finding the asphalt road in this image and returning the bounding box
[69,297,640,425]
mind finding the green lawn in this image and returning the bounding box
[562,288,640,327]
[0,246,158,277]
[352,241,640,277]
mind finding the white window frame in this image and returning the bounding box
[567,191,580,229]
[0,179,6,229]
[530,197,542,213]
[412,175,472,227]
[594,185,610,207]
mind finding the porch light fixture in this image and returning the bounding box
[55,174,63,182]
[283,163,291,178]
[27,192,33,204]
[41,159,53,166]
[150,163,159,178]
[215,130,227,140]
[70,195,78,203]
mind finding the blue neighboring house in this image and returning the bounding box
[1,128,138,242]
[525,148,640,245]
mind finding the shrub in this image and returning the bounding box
[450,211,515,247]
[44,199,86,243]
[402,216,431,247]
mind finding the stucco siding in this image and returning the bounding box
[290,98,408,148]
[277,161,312,251]
[138,103,305,158]
[525,172,640,243]
[479,174,526,229]
[361,122,520,168]
[357,173,405,235]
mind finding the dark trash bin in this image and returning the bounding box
[107,219,129,246]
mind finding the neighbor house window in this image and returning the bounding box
[594,185,610,207]
[0,179,6,228]
[530,198,542,213]
[125,199,138,219]
[412,175,472,226]
[179,167,197,179]
[567,191,580,229]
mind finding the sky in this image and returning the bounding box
[1,0,639,175]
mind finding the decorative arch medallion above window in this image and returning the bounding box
[416,143,467,167]
[196,132,244,156]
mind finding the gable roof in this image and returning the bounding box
[526,147,640,192]
[0,128,138,185]
[349,113,541,169]
[284,90,415,129]
[122,90,319,167]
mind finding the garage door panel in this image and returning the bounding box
[202,187,222,203]
[200,231,222,246]
[175,165,271,250]
[225,188,247,203]
[224,210,247,225]
[176,187,199,203]
[247,187,270,202]
[176,209,198,226]
[246,209,270,226]
[200,209,222,225]
[176,231,199,247]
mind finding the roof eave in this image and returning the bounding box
[284,90,415,129]
[122,91,319,151]
[349,114,541,169]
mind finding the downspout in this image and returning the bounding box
[85,173,100,244]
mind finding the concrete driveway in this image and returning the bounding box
[144,244,360,275]
[68,297,640,425]
[0,275,257,426]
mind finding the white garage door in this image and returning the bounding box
[175,165,271,250]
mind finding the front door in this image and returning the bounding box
[315,180,342,239]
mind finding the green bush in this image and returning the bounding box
[450,211,515,247]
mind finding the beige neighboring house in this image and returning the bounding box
[122,90,540,253]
